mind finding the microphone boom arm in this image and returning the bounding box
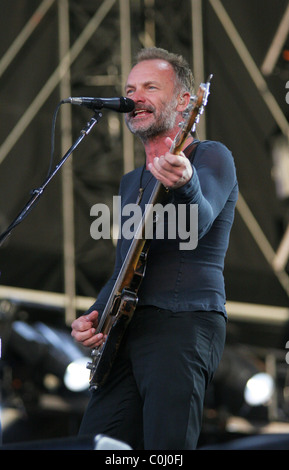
[0,109,103,247]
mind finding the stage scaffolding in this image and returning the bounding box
[0,0,288,327]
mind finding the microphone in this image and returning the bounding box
[64,96,135,113]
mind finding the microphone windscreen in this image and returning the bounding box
[119,97,135,113]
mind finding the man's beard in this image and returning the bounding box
[125,96,179,142]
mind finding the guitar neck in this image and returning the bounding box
[97,179,166,331]
[97,77,213,332]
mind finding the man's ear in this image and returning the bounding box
[176,91,191,111]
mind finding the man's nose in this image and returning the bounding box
[131,89,146,103]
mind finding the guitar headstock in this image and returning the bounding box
[172,74,213,154]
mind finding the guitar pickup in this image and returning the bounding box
[120,288,138,313]
[110,294,121,316]
[109,289,138,319]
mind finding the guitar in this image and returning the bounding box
[86,75,213,390]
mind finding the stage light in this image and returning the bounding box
[64,357,90,392]
[205,346,275,417]
[9,320,91,393]
[244,372,275,406]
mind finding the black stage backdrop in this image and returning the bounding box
[0,0,288,308]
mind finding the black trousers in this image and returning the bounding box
[79,306,226,450]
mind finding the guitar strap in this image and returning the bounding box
[184,139,201,164]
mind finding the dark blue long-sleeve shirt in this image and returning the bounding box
[87,140,238,319]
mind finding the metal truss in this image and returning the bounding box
[209,0,289,298]
[0,0,135,323]
[0,0,288,328]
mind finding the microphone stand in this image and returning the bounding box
[0,110,102,445]
[0,110,103,247]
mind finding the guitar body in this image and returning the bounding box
[87,238,151,390]
[87,76,212,390]
[88,288,138,389]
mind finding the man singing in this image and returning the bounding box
[71,47,238,450]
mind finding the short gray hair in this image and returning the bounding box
[135,47,194,94]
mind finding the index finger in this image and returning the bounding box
[84,310,99,322]
[163,152,186,167]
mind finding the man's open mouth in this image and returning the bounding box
[132,107,153,118]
